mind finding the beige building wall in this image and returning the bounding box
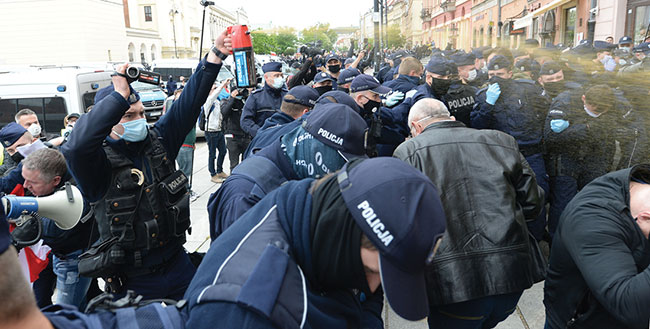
[0,0,128,65]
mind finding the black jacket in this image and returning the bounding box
[220,96,249,137]
[394,121,545,305]
[544,165,650,329]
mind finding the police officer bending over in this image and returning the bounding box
[185,157,446,329]
[61,30,233,300]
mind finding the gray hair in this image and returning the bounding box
[15,109,36,123]
[408,98,450,129]
[22,148,67,182]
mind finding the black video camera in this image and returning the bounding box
[300,40,324,58]
[113,66,161,85]
[238,88,250,99]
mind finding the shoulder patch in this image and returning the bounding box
[548,110,565,115]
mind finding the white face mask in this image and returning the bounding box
[27,123,41,137]
[467,69,478,81]
[271,77,285,89]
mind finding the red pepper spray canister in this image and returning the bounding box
[227,25,257,88]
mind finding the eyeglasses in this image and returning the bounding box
[409,115,433,131]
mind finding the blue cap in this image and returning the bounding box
[618,36,633,45]
[337,68,361,85]
[284,86,319,108]
[262,62,282,73]
[0,122,28,147]
[313,72,335,84]
[514,58,533,72]
[302,103,367,160]
[316,90,360,113]
[425,56,455,76]
[95,84,140,105]
[539,61,563,76]
[487,55,512,70]
[325,54,340,64]
[337,157,446,321]
[344,58,354,65]
[593,40,616,51]
[471,48,484,59]
[350,74,391,95]
[450,52,476,66]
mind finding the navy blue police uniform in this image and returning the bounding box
[186,157,447,329]
[543,86,617,236]
[61,57,222,300]
[242,86,319,159]
[240,62,288,137]
[208,103,367,240]
[472,56,550,241]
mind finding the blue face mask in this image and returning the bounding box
[113,118,148,142]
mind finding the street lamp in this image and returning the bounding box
[170,9,179,58]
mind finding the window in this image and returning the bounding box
[564,7,577,47]
[0,97,67,133]
[144,6,152,22]
[634,6,650,44]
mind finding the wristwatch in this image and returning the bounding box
[210,46,229,60]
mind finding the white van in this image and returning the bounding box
[0,66,112,133]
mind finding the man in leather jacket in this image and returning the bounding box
[394,98,546,329]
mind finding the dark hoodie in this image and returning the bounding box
[544,165,650,329]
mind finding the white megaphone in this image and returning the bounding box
[2,183,84,230]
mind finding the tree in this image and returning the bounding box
[251,31,277,54]
[275,31,298,54]
[301,23,338,51]
[386,24,405,49]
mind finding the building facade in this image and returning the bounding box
[0,0,247,65]
[418,0,646,51]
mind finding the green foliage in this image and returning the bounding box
[300,23,338,51]
[386,24,405,48]
[251,31,278,54]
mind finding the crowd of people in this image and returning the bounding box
[1,27,650,329]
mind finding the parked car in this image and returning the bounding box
[0,66,112,133]
[131,81,167,121]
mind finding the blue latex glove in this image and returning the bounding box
[384,91,404,107]
[550,119,570,133]
[486,83,501,105]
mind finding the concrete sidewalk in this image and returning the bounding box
[184,140,546,329]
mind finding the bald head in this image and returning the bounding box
[408,98,454,137]
[630,181,650,239]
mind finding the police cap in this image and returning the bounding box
[487,55,512,71]
[539,61,563,76]
[262,62,282,73]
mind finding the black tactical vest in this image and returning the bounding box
[93,130,190,269]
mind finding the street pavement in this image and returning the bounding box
[185,140,547,329]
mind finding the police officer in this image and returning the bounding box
[544,84,617,237]
[447,52,479,126]
[208,102,367,240]
[221,87,253,171]
[61,30,233,300]
[336,67,361,94]
[472,55,550,241]
[312,72,335,96]
[241,62,288,137]
[393,56,473,131]
[243,86,319,158]
[186,157,446,329]
[382,56,423,97]
[324,54,342,88]
[349,74,404,156]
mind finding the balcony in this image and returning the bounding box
[440,0,456,13]
[421,8,431,20]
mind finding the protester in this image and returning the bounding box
[395,98,545,329]
[544,165,650,328]
[221,87,254,171]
